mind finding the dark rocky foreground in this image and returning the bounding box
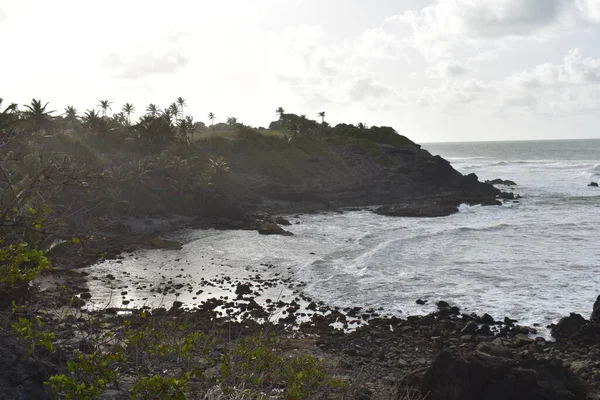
[5,265,599,400]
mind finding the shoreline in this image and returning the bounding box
[34,263,600,398]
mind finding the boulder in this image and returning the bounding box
[481,313,495,324]
[551,313,587,340]
[461,321,478,335]
[436,300,450,308]
[485,178,517,186]
[274,216,292,226]
[421,350,587,400]
[257,223,293,236]
[588,182,599,187]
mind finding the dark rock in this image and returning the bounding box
[476,342,513,359]
[416,299,427,305]
[274,216,292,226]
[478,324,492,336]
[448,306,461,315]
[481,313,495,324]
[421,350,587,400]
[257,223,293,236]
[376,201,459,218]
[497,191,516,200]
[172,300,183,309]
[485,178,518,186]
[0,335,54,399]
[461,321,478,335]
[235,283,253,296]
[436,300,450,308]
[552,313,587,340]
[588,182,599,187]
[591,294,600,323]
[79,292,92,300]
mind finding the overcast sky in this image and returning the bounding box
[1,0,600,143]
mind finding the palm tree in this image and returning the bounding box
[205,156,229,183]
[357,122,367,131]
[226,117,238,127]
[317,111,326,124]
[63,106,78,121]
[168,103,179,123]
[176,97,186,119]
[98,99,112,117]
[146,103,159,117]
[208,112,216,126]
[276,107,285,120]
[62,106,79,132]
[23,98,54,135]
[0,98,19,132]
[122,103,135,125]
[82,109,102,134]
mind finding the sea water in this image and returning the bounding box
[86,139,600,330]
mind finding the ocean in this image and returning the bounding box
[85,139,600,332]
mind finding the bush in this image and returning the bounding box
[0,243,51,307]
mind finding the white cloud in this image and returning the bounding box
[500,49,600,114]
[426,60,473,78]
[377,0,600,60]
[398,79,488,109]
[348,76,392,101]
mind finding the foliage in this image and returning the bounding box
[220,334,344,399]
[130,374,191,400]
[11,315,55,357]
[47,350,126,399]
[0,243,51,287]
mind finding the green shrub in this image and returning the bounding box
[220,334,344,399]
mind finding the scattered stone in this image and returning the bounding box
[588,182,599,187]
[416,299,427,305]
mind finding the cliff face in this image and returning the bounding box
[217,134,500,216]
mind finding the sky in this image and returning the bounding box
[1,0,600,143]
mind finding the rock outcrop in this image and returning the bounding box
[421,350,587,400]
[224,137,501,217]
[486,178,518,186]
[551,296,600,345]
[257,223,293,236]
[588,182,599,187]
